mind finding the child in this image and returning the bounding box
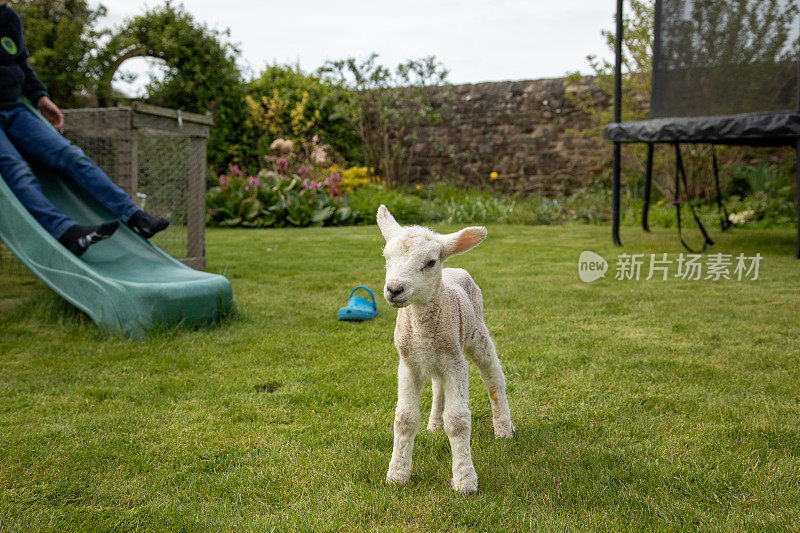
[0,1,169,256]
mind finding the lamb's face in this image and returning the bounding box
[376,204,487,309]
[382,227,443,308]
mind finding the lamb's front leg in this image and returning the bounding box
[386,359,422,485]
[427,376,444,431]
[443,359,478,495]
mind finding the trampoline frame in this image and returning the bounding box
[608,0,800,257]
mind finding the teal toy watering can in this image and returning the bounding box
[338,286,377,321]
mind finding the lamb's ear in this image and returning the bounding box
[439,226,487,261]
[376,204,401,241]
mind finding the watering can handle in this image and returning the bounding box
[349,286,376,308]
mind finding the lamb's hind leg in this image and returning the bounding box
[387,359,422,485]
[470,327,514,438]
[427,376,444,431]
[443,360,478,495]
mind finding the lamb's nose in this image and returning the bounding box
[386,285,405,300]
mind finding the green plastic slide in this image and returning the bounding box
[0,102,233,338]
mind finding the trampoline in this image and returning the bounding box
[603,0,800,255]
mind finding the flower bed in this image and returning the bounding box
[206,160,360,228]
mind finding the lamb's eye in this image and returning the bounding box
[423,259,436,270]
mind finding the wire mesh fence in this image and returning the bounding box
[0,103,211,278]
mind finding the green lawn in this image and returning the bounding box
[2,225,800,531]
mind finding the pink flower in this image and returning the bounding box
[248,176,259,188]
[267,171,275,179]
[297,165,309,178]
[229,165,242,176]
[308,181,321,191]
[276,157,288,175]
[325,171,341,197]
[245,185,250,192]
[219,174,229,186]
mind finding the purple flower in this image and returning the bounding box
[248,176,259,188]
[308,181,321,191]
[276,157,288,175]
[330,171,342,184]
[229,165,242,176]
[245,185,250,192]
[219,174,229,186]
[267,171,275,179]
[297,165,309,178]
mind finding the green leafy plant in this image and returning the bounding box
[242,65,362,168]
[16,0,109,108]
[206,162,360,229]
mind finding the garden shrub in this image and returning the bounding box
[327,165,378,193]
[206,161,359,228]
[348,184,438,224]
[242,65,362,170]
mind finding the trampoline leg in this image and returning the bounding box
[612,142,622,246]
[641,143,654,232]
[795,140,800,259]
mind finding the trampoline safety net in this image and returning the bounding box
[651,0,800,118]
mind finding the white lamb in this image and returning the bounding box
[377,205,514,495]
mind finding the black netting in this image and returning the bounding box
[651,0,800,118]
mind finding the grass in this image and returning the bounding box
[2,224,800,531]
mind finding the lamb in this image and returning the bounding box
[376,204,514,495]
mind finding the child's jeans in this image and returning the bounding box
[0,104,139,238]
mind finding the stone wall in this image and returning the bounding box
[406,76,610,196]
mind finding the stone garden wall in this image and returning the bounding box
[406,76,610,196]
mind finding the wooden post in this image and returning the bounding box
[114,109,135,197]
[130,118,139,198]
[186,136,207,270]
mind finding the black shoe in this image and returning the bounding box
[127,209,169,239]
[58,220,120,257]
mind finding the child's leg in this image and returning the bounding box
[0,124,74,239]
[4,107,140,224]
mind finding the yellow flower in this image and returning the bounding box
[657,200,664,205]
[415,184,421,190]
[490,171,499,180]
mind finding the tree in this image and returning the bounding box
[15,0,109,107]
[98,2,248,171]
[655,0,799,116]
[319,54,452,188]
[99,3,240,110]
[566,0,654,134]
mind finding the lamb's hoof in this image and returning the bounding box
[452,470,478,495]
[427,419,443,432]
[494,420,515,439]
[386,469,411,485]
